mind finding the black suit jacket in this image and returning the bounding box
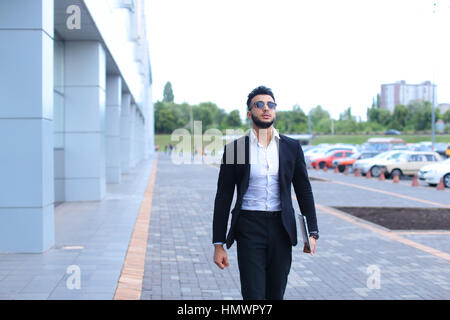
[212,132,319,249]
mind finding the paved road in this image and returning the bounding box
[141,153,450,300]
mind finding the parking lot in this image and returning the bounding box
[304,139,450,189]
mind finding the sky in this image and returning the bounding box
[145,0,450,121]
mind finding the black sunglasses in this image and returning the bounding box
[252,101,277,110]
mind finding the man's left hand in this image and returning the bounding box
[303,237,316,255]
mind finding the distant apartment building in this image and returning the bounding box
[437,103,450,114]
[380,80,437,113]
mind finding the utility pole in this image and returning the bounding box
[190,105,193,134]
[308,111,312,135]
[431,0,437,150]
[190,104,194,155]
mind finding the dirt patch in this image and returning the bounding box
[333,206,450,230]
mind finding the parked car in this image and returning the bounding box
[385,129,401,135]
[412,141,433,152]
[418,158,450,187]
[332,151,379,173]
[353,150,406,177]
[305,145,357,166]
[434,143,448,158]
[379,151,441,179]
[304,146,331,165]
[311,150,354,169]
[364,137,406,152]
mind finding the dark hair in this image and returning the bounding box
[246,86,275,110]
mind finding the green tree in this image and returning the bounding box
[336,107,358,133]
[309,105,330,131]
[163,81,174,103]
[290,104,308,133]
[443,110,450,123]
[224,110,242,127]
[193,103,214,130]
[155,105,177,133]
[391,104,409,130]
[316,118,332,133]
[367,106,390,126]
[274,111,289,133]
[339,107,355,121]
[412,101,432,131]
[377,109,392,127]
[334,120,358,133]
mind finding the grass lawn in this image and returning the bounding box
[155,133,450,151]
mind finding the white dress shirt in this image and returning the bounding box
[241,127,282,212]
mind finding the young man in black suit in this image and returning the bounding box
[212,86,319,300]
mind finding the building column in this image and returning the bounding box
[0,0,55,252]
[147,87,155,155]
[137,114,143,164]
[64,41,106,201]
[121,93,132,174]
[129,104,137,168]
[106,76,122,183]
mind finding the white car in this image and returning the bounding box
[353,150,405,176]
[418,158,450,188]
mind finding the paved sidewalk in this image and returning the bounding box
[309,168,450,208]
[0,154,156,300]
[141,153,450,300]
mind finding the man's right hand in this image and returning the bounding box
[213,244,230,269]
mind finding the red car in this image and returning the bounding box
[311,150,354,169]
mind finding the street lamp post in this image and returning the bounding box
[308,112,312,135]
[431,1,437,151]
[432,85,436,150]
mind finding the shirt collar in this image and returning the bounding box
[249,127,280,145]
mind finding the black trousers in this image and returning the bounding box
[235,210,292,300]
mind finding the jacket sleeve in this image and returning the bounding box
[292,141,319,234]
[212,143,236,244]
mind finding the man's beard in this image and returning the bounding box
[251,112,274,129]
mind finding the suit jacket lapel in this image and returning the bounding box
[278,135,286,193]
[240,134,251,198]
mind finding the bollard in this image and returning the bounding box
[323,165,328,172]
[411,174,419,187]
[354,167,360,177]
[334,166,339,173]
[366,169,371,179]
[437,177,445,191]
[344,165,349,175]
[379,170,385,181]
[393,172,400,183]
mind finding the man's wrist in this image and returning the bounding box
[309,231,319,240]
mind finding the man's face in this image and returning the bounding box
[247,94,276,129]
